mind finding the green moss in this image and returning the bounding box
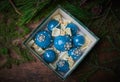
[0,48,9,55]
[0,9,34,68]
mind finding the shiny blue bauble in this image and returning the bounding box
[68,48,82,61]
[47,19,59,32]
[43,50,56,63]
[66,23,78,35]
[56,60,70,73]
[34,30,52,49]
[54,35,72,51]
[73,34,85,47]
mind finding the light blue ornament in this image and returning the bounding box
[54,35,72,51]
[43,50,56,63]
[68,48,82,61]
[66,23,78,35]
[47,19,59,32]
[73,34,85,47]
[34,30,52,49]
[56,59,69,73]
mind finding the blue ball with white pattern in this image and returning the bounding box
[43,50,56,63]
[56,60,70,73]
[34,30,52,49]
[54,35,72,52]
[47,19,59,32]
[68,48,82,61]
[66,23,78,35]
[73,34,85,47]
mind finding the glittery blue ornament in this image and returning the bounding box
[54,35,72,51]
[43,50,56,63]
[68,48,82,61]
[56,60,69,73]
[66,23,78,35]
[73,34,85,47]
[47,19,59,32]
[34,30,52,49]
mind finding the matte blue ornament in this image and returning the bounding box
[54,35,72,51]
[68,48,82,61]
[47,19,59,32]
[34,30,52,49]
[66,23,78,35]
[56,60,70,73]
[73,34,85,47]
[43,50,56,63]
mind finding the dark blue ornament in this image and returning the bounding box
[73,34,85,47]
[68,48,82,61]
[43,50,56,63]
[56,60,69,73]
[34,30,52,49]
[54,35,72,51]
[66,23,78,35]
[47,19,59,32]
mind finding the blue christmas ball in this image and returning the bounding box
[54,35,72,51]
[47,19,59,32]
[56,60,69,73]
[34,30,52,49]
[73,34,85,47]
[43,50,56,63]
[66,23,78,35]
[68,48,82,61]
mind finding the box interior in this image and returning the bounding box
[24,7,99,79]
